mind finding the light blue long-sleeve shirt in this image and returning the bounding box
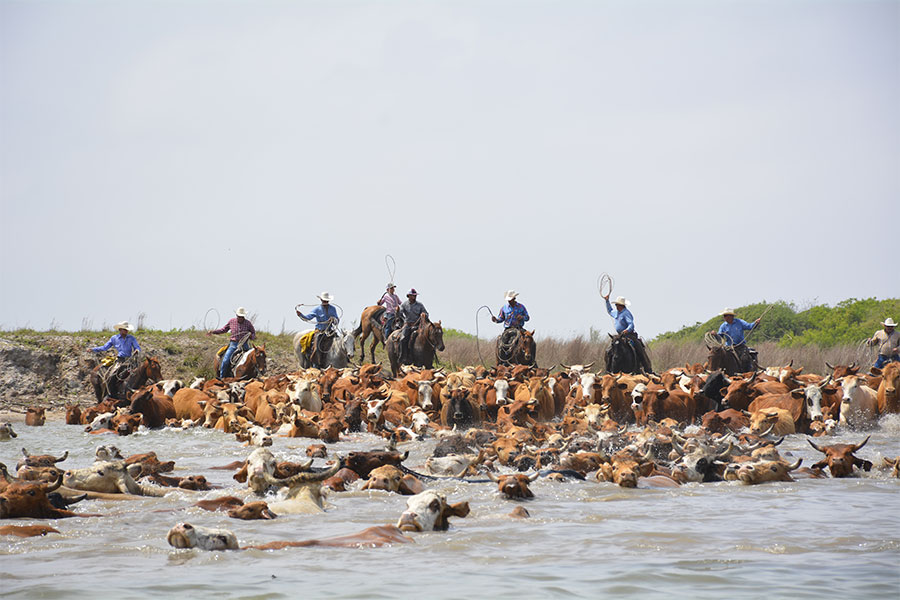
[92,334,141,358]
[605,299,634,333]
[718,318,755,346]
[300,304,339,331]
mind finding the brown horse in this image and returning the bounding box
[496,328,536,366]
[215,345,267,380]
[90,356,162,402]
[353,305,392,364]
[386,314,444,376]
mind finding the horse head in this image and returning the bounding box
[145,356,163,382]
[340,329,356,360]
[518,330,535,365]
[253,345,267,375]
[428,320,445,352]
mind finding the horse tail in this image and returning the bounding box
[352,323,363,337]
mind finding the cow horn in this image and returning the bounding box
[528,472,540,482]
[43,473,62,492]
[758,422,776,437]
[641,447,654,463]
[807,439,825,453]
[487,471,499,482]
[853,435,870,452]
[772,437,784,446]
[741,410,751,417]
[21,448,29,457]
[715,442,734,461]
[671,437,685,456]
[849,362,857,370]
[617,424,627,434]
[825,361,835,371]
[53,451,69,463]
[584,362,594,370]
[280,458,343,485]
[821,374,833,386]
[787,458,802,470]
[788,359,794,367]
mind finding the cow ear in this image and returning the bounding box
[719,387,729,396]
[617,382,629,390]
[639,462,654,477]
[446,501,471,519]
[406,380,417,389]
[657,389,669,399]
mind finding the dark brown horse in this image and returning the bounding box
[90,356,162,402]
[386,314,444,376]
[496,328,536,366]
[707,344,754,375]
[215,345,267,380]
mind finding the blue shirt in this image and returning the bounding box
[605,299,634,333]
[718,318,755,346]
[92,334,141,358]
[300,304,339,331]
[498,303,529,329]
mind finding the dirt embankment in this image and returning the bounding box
[0,331,300,411]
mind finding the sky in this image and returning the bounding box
[1,0,897,340]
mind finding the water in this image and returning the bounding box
[2,420,899,599]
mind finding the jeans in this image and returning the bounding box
[221,341,250,378]
[383,313,396,340]
[874,354,900,369]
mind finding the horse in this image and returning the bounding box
[293,326,355,369]
[495,328,536,366]
[90,356,162,402]
[353,305,395,364]
[605,334,650,375]
[707,344,754,375]
[214,344,267,380]
[386,314,445,377]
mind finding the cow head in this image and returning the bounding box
[397,490,470,532]
[488,472,538,499]
[808,436,872,478]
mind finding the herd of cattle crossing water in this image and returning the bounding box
[1,359,899,550]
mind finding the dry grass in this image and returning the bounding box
[438,336,875,375]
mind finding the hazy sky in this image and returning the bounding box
[1,0,897,340]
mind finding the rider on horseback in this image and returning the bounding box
[492,290,529,360]
[398,288,428,364]
[296,292,339,368]
[377,283,401,341]
[88,321,141,376]
[711,308,761,371]
[207,307,257,379]
[603,294,652,372]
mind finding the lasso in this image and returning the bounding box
[203,308,221,331]
[597,272,614,298]
[475,305,496,367]
[385,254,397,285]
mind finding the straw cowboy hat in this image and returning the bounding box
[235,307,249,318]
[614,296,631,307]
[317,292,333,302]
[114,321,134,332]
[719,308,736,317]
[504,290,519,302]
[884,318,898,327]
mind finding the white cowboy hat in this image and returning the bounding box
[719,308,736,316]
[504,290,519,302]
[614,296,631,307]
[317,292,333,302]
[235,307,248,318]
[884,318,898,327]
[386,283,396,291]
[114,321,134,332]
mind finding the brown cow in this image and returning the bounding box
[440,388,481,429]
[172,388,210,422]
[0,478,78,518]
[0,524,61,537]
[65,405,83,425]
[488,472,539,499]
[876,362,900,414]
[228,501,277,520]
[643,387,697,425]
[808,436,873,478]
[596,452,654,488]
[25,407,46,426]
[360,465,424,495]
[345,450,408,479]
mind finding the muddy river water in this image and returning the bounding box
[2,418,899,599]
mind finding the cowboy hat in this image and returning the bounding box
[317,292,333,302]
[386,283,396,291]
[114,321,134,332]
[884,318,898,327]
[719,308,735,317]
[504,290,519,302]
[614,296,631,307]
[407,288,418,296]
[235,307,249,318]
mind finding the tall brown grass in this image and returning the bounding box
[437,337,877,375]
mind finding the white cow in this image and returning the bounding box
[839,375,878,428]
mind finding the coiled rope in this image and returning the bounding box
[475,305,496,367]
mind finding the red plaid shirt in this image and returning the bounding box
[213,317,257,342]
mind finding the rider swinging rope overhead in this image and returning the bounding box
[207,307,256,379]
[296,292,340,368]
[603,294,652,373]
[398,288,428,364]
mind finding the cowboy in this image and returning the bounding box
[89,321,141,373]
[377,283,401,341]
[492,290,529,329]
[712,308,761,370]
[603,294,651,371]
[208,307,257,379]
[868,318,900,369]
[296,292,340,367]
[398,288,428,364]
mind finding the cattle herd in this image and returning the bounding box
[1,359,899,549]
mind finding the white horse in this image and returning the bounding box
[292,325,356,369]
